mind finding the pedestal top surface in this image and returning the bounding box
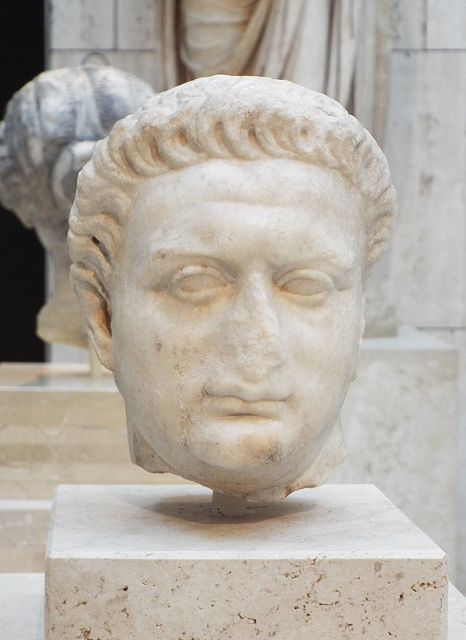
[47,484,445,560]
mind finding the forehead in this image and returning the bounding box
[128,158,362,224]
[120,159,364,273]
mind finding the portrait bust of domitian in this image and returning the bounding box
[69,76,396,503]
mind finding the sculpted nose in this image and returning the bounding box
[225,275,287,380]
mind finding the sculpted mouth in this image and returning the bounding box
[205,384,290,403]
[204,393,289,420]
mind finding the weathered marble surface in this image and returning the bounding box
[69,75,396,502]
[45,484,447,640]
[0,65,154,347]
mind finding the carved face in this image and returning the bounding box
[109,159,365,500]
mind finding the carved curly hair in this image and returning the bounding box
[69,75,397,306]
[0,64,154,229]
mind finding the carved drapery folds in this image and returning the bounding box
[154,0,391,143]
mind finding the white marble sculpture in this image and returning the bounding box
[0,65,154,347]
[69,76,396,502]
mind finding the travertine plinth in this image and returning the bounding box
[45,484,448,640]
[4,575,466,640]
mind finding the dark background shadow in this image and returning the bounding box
[0,4,45,362]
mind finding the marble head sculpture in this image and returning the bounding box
[0,65,154,347]
[69,75,396,502]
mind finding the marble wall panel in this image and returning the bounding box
[427,0,466,50]
[452,329,466,594]
[333,328,458,574]
[384,50,466,327]
[422,328,466,594]
[48,0,114,50]
[49,49,158,90]
[117,0,156,50]
[47,343,88,364]
[391,0,427,50]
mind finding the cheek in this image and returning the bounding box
[288,299,362,377]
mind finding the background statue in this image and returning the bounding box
[69,76,396,503]
[154,0,391,143]
[0,65,154,348]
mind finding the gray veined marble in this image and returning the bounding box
[0,64,154,347]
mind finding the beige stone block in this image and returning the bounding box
[385,50,466,326]
[0,574,44,639]
[334,328,458,573]
[49,49,158,89]
[427,0,466,49]
[2,573,466,639]
[0,364,188,498]
[392,0,427,50]
[46,342,89,364]
[45,484,448,640]
[0,500,51,572]
[117,0,156,50]
[49,0,114,49]
[0,462,188,500]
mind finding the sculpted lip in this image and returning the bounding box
[204,384,290,403]
[204,392,289,420]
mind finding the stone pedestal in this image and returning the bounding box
[2,578,466,639]
[45,484,448,640]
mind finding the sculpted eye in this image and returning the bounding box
[169,265,229,303]
[276,269,334,306]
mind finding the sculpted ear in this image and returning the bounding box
[70,266,115,371]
